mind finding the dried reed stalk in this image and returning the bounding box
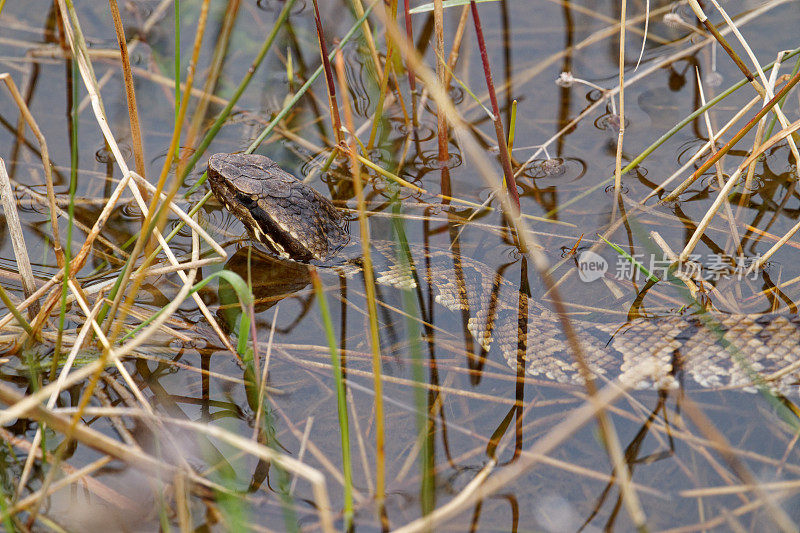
[0,158,37,315]
[1,73,63,272]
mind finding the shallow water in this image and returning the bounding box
[1,0,800,530]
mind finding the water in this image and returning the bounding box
[1,0,799,530]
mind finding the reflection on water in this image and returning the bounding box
[220,246,313,325]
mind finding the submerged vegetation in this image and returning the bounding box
[0,0,799,530]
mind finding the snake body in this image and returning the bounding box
[208,153,800,394]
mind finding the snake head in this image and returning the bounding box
[208,153,350,262]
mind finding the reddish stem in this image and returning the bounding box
[403,0,416,94]
[470,0,520,210]
[312,0,341,143]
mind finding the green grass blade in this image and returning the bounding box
[53,58,80,378]
[0,283,33,337]
[390,197,434,515]
[119,270,253,362]
[309,269,354,525]
[598,234,659,283]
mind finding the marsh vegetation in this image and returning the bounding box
[1,0,800,530]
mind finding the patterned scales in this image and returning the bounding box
[208,153,800,394]
[364,243,800,394]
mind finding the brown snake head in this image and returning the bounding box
[208,153,350,262]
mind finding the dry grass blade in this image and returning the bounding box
[107,0,146,179]
[50,0,224,289]
[686,0,764,97]
[9,457,115,517]
[186,420,333,532]
[104,0,211,343]
[335,47,386,503]
[642,91,763,202]
[15,298,104,498]
[695,70,741,252]
[678,111,800,261]
[4,0,800,529]
[0,73,63,273]
[0,380,172,475]
[708,0,800,173]
[0,157,37,316]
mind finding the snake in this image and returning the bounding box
[208,153,800,394]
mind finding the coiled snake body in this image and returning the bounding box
[208,153,800,394]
